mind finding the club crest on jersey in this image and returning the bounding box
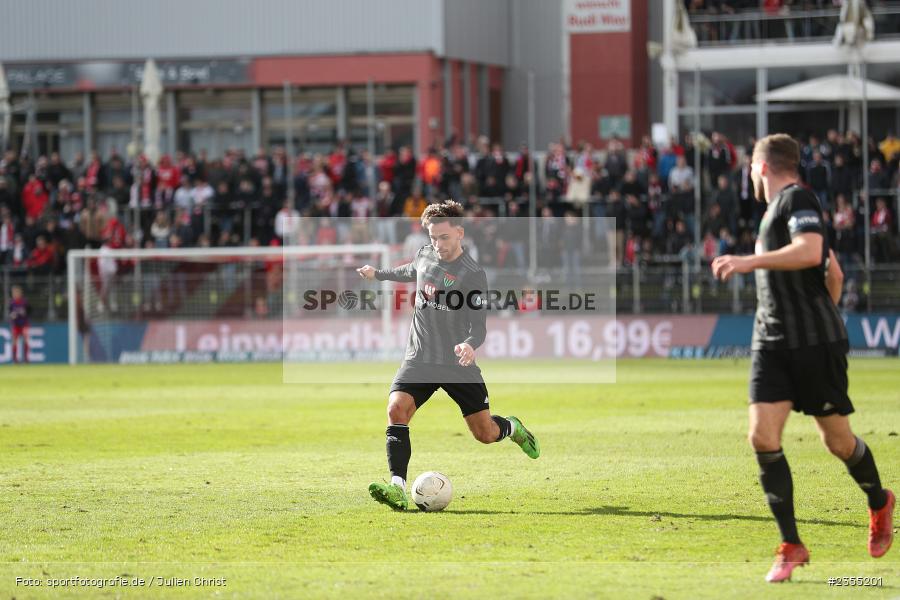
[443,273,457,287]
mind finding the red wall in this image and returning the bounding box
[568,0,647,148]
[451,60,464,143]
[252,53,436,86]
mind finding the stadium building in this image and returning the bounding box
[666,1,900,146]
[0,0,650,157]
[3,1,899,159]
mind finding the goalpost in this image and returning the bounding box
[66,243,395,365]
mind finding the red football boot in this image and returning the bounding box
[765,542,810,583]
[869,489,895,558]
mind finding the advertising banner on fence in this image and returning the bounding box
[0,323,69,365]
[127,316,712,364]
[7,314,897,365]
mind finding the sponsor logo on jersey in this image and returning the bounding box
[788,210,821,233]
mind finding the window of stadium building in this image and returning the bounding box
[347,85,415,154]
[95,91,168,160]
[263,87,338,155]
[679,69,756,108]
[179,90,252,156]
[9,93,85,160]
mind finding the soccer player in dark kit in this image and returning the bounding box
[357,200,540,510]
[712,134,894,582]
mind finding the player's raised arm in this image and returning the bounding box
[825,248,844,306]
[357,261,417,282]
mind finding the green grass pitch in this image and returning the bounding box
[1,359,898,599]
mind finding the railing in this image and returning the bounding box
[687,5,900,46]
[119,201,264,246]
[621,261,900,315]
[6,261,900,324]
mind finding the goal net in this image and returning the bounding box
[67,216,617,383]
[66,242,394,366]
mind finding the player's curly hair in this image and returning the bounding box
[421,200,464,228]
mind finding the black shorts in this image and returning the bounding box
[749,340,854,417]
[389,361,490,417]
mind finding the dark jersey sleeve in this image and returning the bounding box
[784,190,824,238]
[462,269,488,350]
[375,251,418,282]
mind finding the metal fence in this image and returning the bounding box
[5,260,900,325]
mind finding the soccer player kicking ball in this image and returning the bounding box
[712,134,894,583]
[358,200,539,510]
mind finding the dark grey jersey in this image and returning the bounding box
[376,245,488,365]
[752,183,847,350]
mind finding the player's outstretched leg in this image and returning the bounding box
[507,416,540,459]
[815,416,894,558]
[369,392,416,511]
[465,412,540,459]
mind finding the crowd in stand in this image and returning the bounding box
[0,127,899,280]
[685,0,900,44]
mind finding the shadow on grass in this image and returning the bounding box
[442,505,858,528]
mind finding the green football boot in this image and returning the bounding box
[368,481,408,511]
[507,416,540,459]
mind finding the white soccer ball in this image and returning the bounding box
[411,471,452,512]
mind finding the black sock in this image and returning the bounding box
[492,416,512,442]
[757,449,801,545]
[386,424,411,482]
[844,437,888,510]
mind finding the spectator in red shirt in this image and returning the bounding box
[84,151,104,191]
[637,135,658,172]
[379,148,397,186]
[872,197,895,263]
[155,154,180,205]
[328,142,348,187]
[22,174,48,220]
[99,204,128,249]
[134,155,156,207]
[27,235,55,274]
